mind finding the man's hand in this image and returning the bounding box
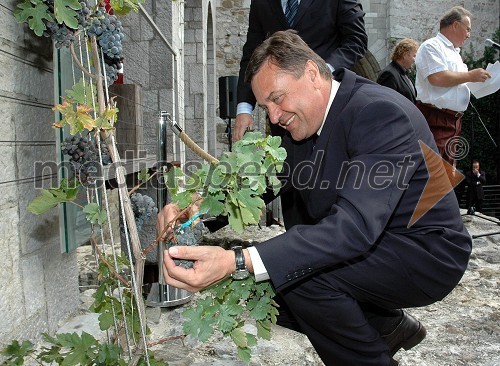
[156,196,202,241]
[163,245,235,293]
[233,113,254,142]
[468,68,491,83]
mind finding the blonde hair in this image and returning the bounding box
[391,38,419,62]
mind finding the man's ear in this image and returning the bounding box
[305,60,320,84]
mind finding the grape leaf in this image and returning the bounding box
[65,78,96,107]
[236,346,251,363]
[256,320,272,340]
[199,192,225,216]
[109,0,145,15]
[54,0,81,29]
[27,179,80,214]
[138,168,150,183]
[217,306,239,333]
[226,201,244,233]
[229,328,247,348]
[83,203,108,224]
[13,0,53,36]
[164,166,184,195]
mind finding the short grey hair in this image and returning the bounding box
[439,6,472,29]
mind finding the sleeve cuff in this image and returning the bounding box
[247,246,270,282]
[237,102,254,115]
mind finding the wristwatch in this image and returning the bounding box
[231,245,249,280]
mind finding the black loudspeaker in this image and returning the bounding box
[218,76,238,119]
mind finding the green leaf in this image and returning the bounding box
[138,167,150,183]
[27,179,80,215]
[54,0,81,29]
[109,0,144,15]
[217,306,239,333]
[0,339,34,365]
[65,78,97,107]
[171,191,193,210]
[164,166,184,195]
[236,346,251,363]
[256,320,272,340]
[199,192,225,216]
[230,328,247,348]
[98,312,115,331]
[226,201,244,233]
[14,0,53,36]
[83,202,108,224]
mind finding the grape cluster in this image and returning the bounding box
[44,22,75,49]
[76,1,91,29]
[87,8,124,85]
[172,222,207,269]
[62,135,112,184]
[130,193,158,231]
[42,0,92,48]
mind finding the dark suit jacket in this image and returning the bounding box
[237,0,367,107]
[257,69,472,299]
[465,169,486,200]
[377,61,417,103]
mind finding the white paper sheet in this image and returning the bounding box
[466,61,500,99]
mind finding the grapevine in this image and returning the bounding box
[165,131,287,361]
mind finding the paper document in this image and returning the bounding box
[467,61,500,99]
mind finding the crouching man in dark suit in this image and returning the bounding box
[158,30,472,366]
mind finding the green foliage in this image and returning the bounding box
[53,0,81,29]
[14,0,145,35]
[165,132,286,361]
[138,167,151,184]
[14,0,55,36]
[0,340,35,365]
[182,277,278,362]
[53,79,117,134]
[109,0,146,16]
[83,202,108,225]
[90,253,148,343]
[165,132,286,233]
[27,178,80,214]
[460,29,500,183]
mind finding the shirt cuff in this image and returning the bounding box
[237,102,254,115]
[247,246,270,282]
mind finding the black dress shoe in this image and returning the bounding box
[382,312,427,356]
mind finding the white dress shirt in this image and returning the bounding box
[415,32,470,112]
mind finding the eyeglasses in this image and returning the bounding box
[457,20,471,34]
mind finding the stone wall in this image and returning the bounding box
[0,0,80,348]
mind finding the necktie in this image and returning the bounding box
[285,0,299,27]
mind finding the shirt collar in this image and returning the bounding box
[437,32,461,52]
[317,79,340,136]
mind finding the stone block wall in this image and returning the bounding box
[0,0,80,348]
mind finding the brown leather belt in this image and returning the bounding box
[416,101,464,118]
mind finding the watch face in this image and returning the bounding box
[232,270,249,280]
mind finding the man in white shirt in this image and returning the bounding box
[415,5,490,167]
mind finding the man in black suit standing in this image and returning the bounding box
[232,0,368,229]
[466,160,486,213]
[232,0,367,140]
[377,38,419,103]
[160,31,472,366]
